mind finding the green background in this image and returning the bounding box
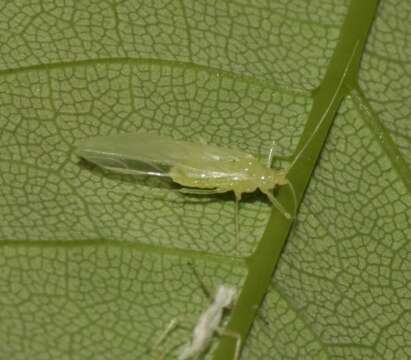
[0,0,410,359]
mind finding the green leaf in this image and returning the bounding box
[0,0,410,359]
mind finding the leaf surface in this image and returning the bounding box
[0,0,410,359]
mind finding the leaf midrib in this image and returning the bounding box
[213,1,380,359]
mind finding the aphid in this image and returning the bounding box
[76,132,297,243]
[155,285,239,360]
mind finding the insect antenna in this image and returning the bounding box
[286,121,322,173]
[276,98,332,219]
[285,87,338,174]
[286,180,297,219]
[287,40,361,174]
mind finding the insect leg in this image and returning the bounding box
[150,316,195,358]
[186,262,212,300]
[148,318,178,358]
[152,318,179,350]
[260,189,292,220]
[266,140,276,168]
[234,192,242,247]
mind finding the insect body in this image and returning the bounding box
[77,132,295,243]
[168,151,288,202]
[179,285,238,360]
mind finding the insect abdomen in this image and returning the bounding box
[170,169,228,189]
[169,165,262,194]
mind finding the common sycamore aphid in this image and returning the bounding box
[77,132,297,243]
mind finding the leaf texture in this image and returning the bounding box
[0,0,410,359]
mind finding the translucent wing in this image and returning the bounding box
[76,132,255,180]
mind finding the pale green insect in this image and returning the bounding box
[76,132,296,244]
